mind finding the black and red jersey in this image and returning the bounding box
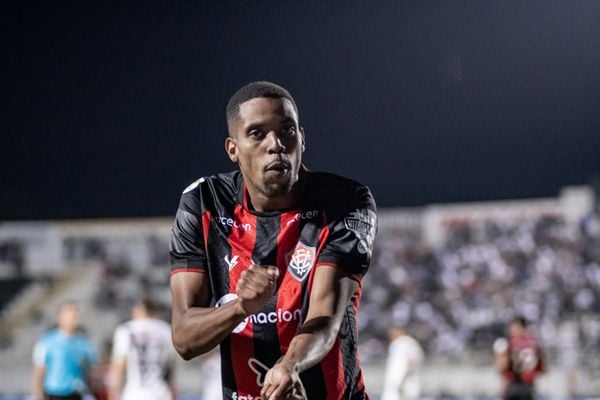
[505,333,544,385]
[170,169,377,400]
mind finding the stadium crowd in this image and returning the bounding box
[359,208,600,378]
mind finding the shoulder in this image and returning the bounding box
[37,329,57,345]
[74,332,93,344]
[305,171,376,212]
[308,171,370,193]
[155,319,172,336]
[181,171,240,198]
[493,337,509,354]
[177,171,241,212]
[114,321,131,335]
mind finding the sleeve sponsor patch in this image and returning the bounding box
[344,208,377,255]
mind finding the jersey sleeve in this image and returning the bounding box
[111,325,130,361]
[32,339,47,366]
[317,184,377,278]
[85,337,99,365]
[169,179,209,273]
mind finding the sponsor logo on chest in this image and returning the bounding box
[286,209,320,226]
[218,216,252,232]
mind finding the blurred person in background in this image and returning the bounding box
[381,325,424,400]
[493,316,545,400]
[32,300,98,400]
[108,297,176,400]
[199,347,222,400]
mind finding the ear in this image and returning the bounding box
[225,137,238,162]
[300,127,306,152]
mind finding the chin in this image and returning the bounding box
[262,180,294,197]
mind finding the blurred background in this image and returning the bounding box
[2,1,600,399]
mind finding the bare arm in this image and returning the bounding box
[167,364,177,400]
[261,264,358,400]
[170,266,279,360]
[32,365,45,400]
[108,357,126,400]
[495,351,509,373]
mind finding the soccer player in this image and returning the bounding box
[170,81,377,400]
[32,300,98,400]
[493,316,545,400]
[381,325,423,400]
[108,297,176,400]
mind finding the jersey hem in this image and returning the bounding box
[170,267,207,275]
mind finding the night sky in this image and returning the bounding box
[3,1,600,220]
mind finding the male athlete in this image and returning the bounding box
[493,316,545,400]
[109,297,176,400]
[170,81,377,400]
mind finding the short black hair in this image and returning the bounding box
[511,315,528,328]
[136,295,159,315]
[226,81,298,134]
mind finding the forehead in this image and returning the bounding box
[60,304,79,314]
[237,97,298,127]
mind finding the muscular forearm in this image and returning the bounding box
[280,269,355,372]
[171,267,278,360]
[32,366,45,400]
[172,299,247,359]
[279,315,339,373]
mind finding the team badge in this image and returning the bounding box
[285,242,316,282]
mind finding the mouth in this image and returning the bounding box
[264,160,291,173]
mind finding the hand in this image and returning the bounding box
[261,361,307,400]
[236,265,279,316]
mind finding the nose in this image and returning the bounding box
[265,131,285,153]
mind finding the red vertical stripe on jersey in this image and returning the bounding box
[306,221,331,294]
[275,210,303,354]
[352,286,368,397]
[320,338,345,399]
[312,222,349,399]
[201,210,212,248]
[227,204,259,395]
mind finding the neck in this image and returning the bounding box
[247,190,297,212]
[59,327,76,336]
[245,168,305,212]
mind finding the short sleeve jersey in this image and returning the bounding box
[32,329,98,396]
[112,318,175,400]
[170,170,377,400]
[494,333,544,385]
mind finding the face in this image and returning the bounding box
[509,322,525,337]
[58,303,80,334]
[226,97,305,199]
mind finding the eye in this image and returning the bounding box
[248,129,265,139]
[281,125,296,136]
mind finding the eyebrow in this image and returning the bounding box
[245,123,265,133]
[244,118,297,133]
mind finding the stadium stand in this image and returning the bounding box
[0,187,598,398]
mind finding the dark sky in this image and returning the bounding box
[3,1,600,220]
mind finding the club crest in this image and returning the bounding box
[285,242,316,282]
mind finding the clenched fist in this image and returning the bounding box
[261,360,307,400]
[236,265,279,316]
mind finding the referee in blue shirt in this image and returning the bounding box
[32,300,98,400]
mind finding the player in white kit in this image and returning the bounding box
[108,298,176,400]
[381,325,424,400]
